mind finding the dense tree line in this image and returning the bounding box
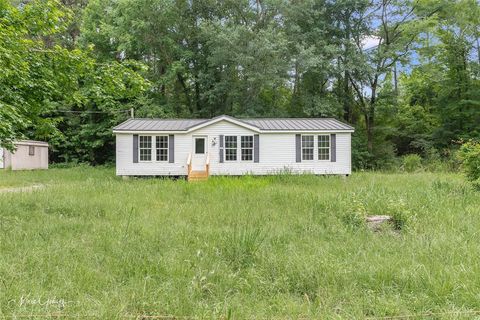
[1,0,479,167]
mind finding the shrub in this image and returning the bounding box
[458,141,480,189]
[423,148,448,172]
[431,179,453,192]
[222,225,266,270]
[372,140,399,170]
[49,161,90,169]
[387,199,413,231]
[351,133,374,170]
[402,154,422,172]
[343,197,367,229]
[391,207,408,231]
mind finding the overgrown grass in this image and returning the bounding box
[0,168,479,318]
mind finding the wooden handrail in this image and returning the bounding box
[205,152,210,176]
[187,153,192,176]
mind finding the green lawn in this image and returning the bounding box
[0,168,479,319]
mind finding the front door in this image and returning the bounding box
[192,136,207,171]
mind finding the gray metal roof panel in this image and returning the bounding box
[113,116,354,132]
[113,118,207,131]
[242,118,354,131]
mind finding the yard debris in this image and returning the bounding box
[0,184,45,194]
[366,215,392,231]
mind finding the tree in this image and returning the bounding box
[346,0,438,153]
[0,0,149,164]
[82,0,292,118]
[0,0,69,149]
[202,2,291,116]
[4,0,480,166]
[330,0,370,123]
[401,0,480,150]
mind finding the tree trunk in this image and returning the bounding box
[393,62,398,95]
[343,70,351,122]
[365,112,374,153]
[177,73,192,113]
[292,61,301,115]
[366,87,377,153]
[194,76,200,115]
[343,15,352,122]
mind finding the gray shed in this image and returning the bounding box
[0,140,49,170]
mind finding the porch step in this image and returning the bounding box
[188,170,209,181]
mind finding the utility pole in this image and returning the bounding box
[130,108,134,118]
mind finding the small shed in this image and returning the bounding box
[0,140,49,170]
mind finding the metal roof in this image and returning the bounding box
[114,118,206,131]
[113,115,354,132]
[243,118,353,131]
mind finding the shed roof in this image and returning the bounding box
[113,115,354,132]
[15,140,49,147]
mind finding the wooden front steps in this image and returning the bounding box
[188,170,209,182]
[187,152,210,182]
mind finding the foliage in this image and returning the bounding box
[391,102,438,155]
[351,131,373,170]
[402,154,423,173]
[343,196,367,229]
[0,0,67,149]
[386,199,413,231]
[404,0,480,150]
[50,58,149,164]
[2,0,480,168]
[458,140,480,189]
[0,0,149,162]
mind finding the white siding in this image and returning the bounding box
[4,145,49,170]
[116,120,351,176]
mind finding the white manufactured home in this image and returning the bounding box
[113,115,354,180]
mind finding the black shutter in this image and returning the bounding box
[133,134,138,163]
[219,135,224,163]
[295,134,301,163]
[169,135,174,163]
[254,134,259,163]
[330,134,336,162]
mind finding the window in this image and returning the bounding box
[301,135,314,160]
[195,138,205,154]
[241,136,253,161]
[139,136,152,161]
[225,136,237,161]
[318,135,330,160]
[28,146,35,156]
[156,136,168,161]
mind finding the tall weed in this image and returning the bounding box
[221,225,266,270]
